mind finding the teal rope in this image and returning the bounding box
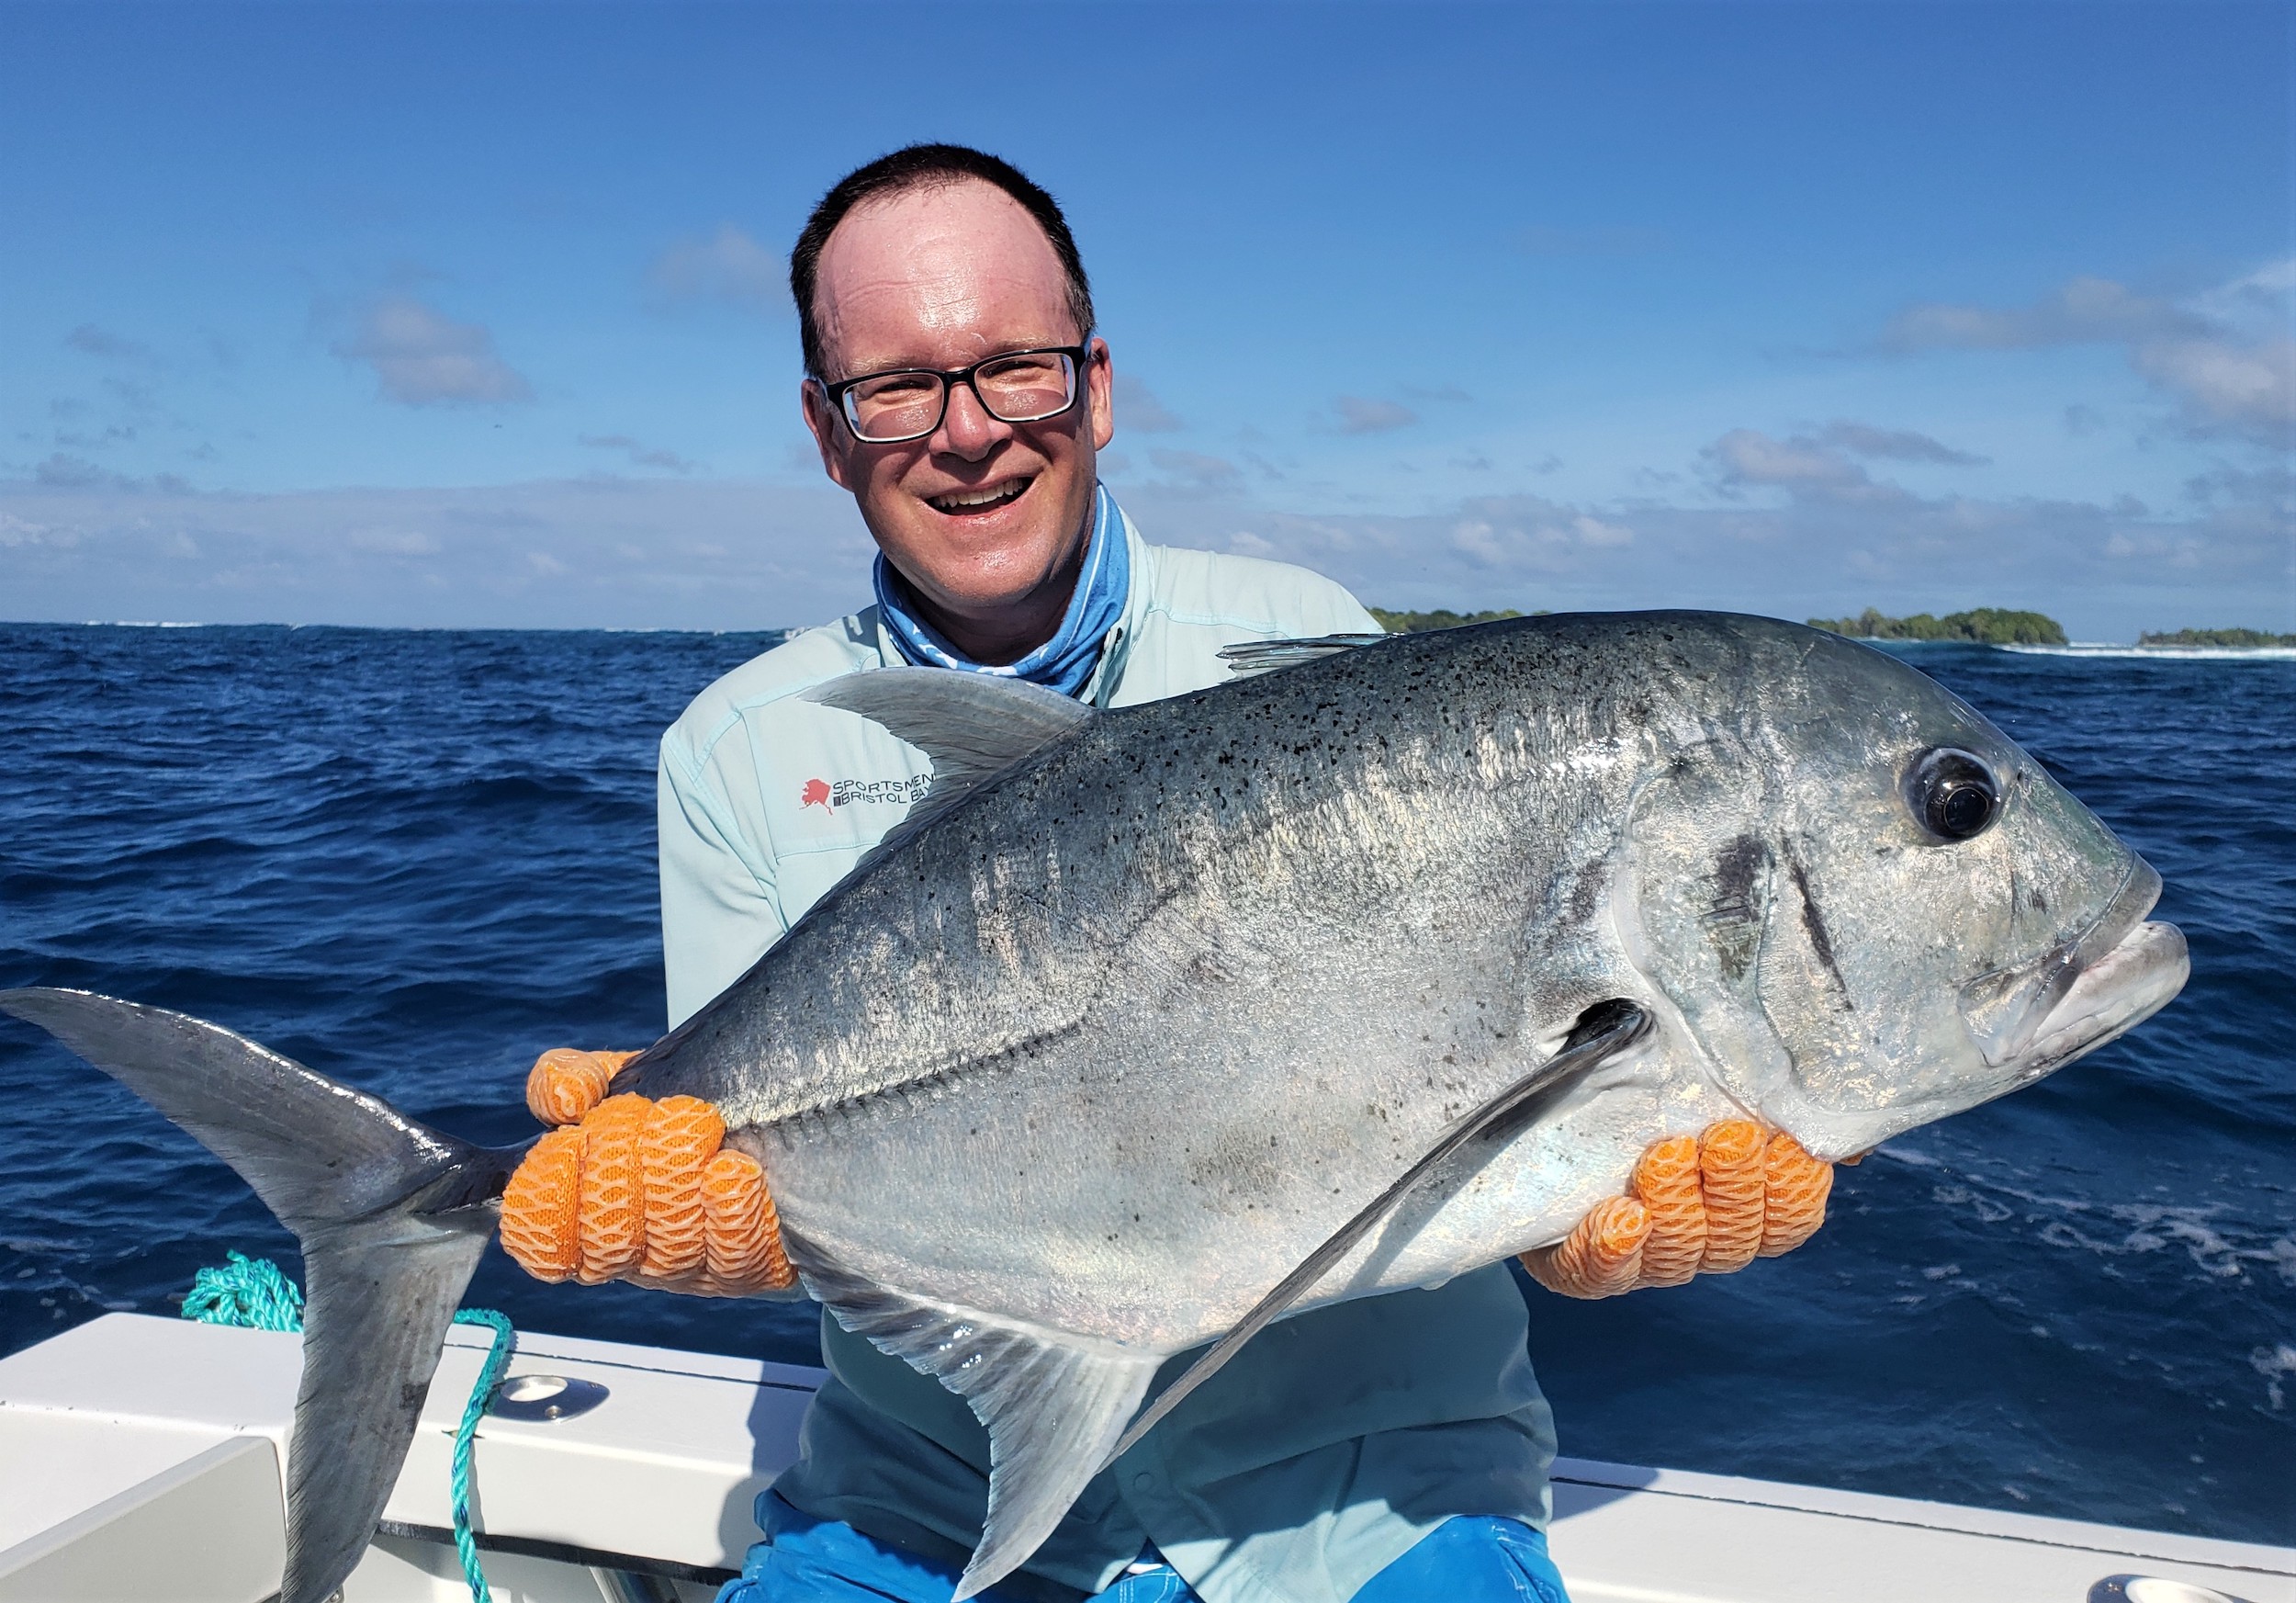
[183,1250,303,1331]
[446,1308,515,1601]
[183,1255,512,1603]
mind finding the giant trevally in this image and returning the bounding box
[1,613,2187,1603]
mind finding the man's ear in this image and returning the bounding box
[1086,338,1116,451]
[800,378,855,491]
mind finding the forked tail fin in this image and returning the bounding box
[0,987,521,1603]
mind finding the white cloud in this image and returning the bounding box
[2133,335,2293,435]
[1334,396,1417,435]
[5,446,2285,645]
[0,511,59,548]
[648,224,783,309]
[332,295,532,407]
[1110,454,2290,643]
[1881,275,2184,351]
[1146,448,1243,494]
[1702,420,1987,502]
[64,324,153,362]
[580,434,699,474]
[1877,260,2293,446]
[0,476,872,629]
[1706,428,1865,488]
[1570,514,1633,548]
[1114,374,1183,433]
[348,527,441,556]
[1819,421,1986,466]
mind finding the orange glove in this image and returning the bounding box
[498,1049,795,1295]
[1520,1121,1833,1298]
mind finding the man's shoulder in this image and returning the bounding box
[1134,541,1375,638]
[662,611,882,771]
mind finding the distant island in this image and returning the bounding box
[1806,607,2067,646]
[1374,606,2291,651]
[1371,607,1537,633]
[2136,627,2296,649]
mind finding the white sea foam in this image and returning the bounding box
[2000,643,2296,661]
[2250,1343,2296,1410]
[1908,1154,2288,1287]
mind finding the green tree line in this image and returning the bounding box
[1806,607,2067,646]
[1370,607,1535,633]
[2137,627,2296,648]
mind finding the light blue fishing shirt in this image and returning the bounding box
[657,499,1558,1603]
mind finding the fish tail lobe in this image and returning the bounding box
[0,987,516,1603]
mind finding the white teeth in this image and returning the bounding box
[932,480,1026,512]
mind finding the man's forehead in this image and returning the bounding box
[814,179,1076,372]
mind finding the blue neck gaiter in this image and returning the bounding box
[872,481,1130,700]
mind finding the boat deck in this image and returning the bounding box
[2,1313,2288,1602]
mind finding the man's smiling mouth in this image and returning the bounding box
[929,477,1031,514]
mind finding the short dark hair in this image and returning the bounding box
[789,143,1095,381]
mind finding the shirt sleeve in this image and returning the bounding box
[1322,583,1381,637]
[658,732,790,1030]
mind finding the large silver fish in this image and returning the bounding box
[1,613,2187,1603]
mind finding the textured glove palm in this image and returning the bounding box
[1520,1122,1834,1298]
[499,1049,794,1294]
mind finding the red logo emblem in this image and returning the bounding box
[800,778,832,809]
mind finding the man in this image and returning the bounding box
[521,144,1832,1603]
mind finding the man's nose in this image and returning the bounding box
[932,378,1011,460]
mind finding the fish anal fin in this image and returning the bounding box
[797,1245,1157,1601]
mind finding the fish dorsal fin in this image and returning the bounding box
[805,667,1095,788]
[793,1242,1159,1602]
[803,669,1097,870]
[1101,999,1651,1466]
[1218,632,1388,677]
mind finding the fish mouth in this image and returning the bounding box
[2013,917,2189,1078]
[1958,854,2189,1078]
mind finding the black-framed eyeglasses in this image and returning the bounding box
[818,345,1091,445]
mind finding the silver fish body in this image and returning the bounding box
[1,611,2188,1603]
[644,613,2182,1349]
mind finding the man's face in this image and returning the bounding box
[802,181,1116,656]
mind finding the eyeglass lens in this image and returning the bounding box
[843,351,1078,442]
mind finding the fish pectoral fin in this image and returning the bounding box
[1101,998,1653,1465]
[1218,633,1389,677]
[798,1249,1158,1602]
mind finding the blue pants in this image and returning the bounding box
[716,1497,1570,1603]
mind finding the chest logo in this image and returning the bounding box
[798,775,932,810]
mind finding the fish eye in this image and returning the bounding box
[1908,748,2001,842]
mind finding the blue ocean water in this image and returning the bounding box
[0,623,2289,1547]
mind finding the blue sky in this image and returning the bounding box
[3,1,2289,638]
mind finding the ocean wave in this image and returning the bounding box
[2000,643,2296,661]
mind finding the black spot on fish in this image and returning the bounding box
[1566,861,1607,928]
[1705,833,1770,981]
[1785,852,1850,1001]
